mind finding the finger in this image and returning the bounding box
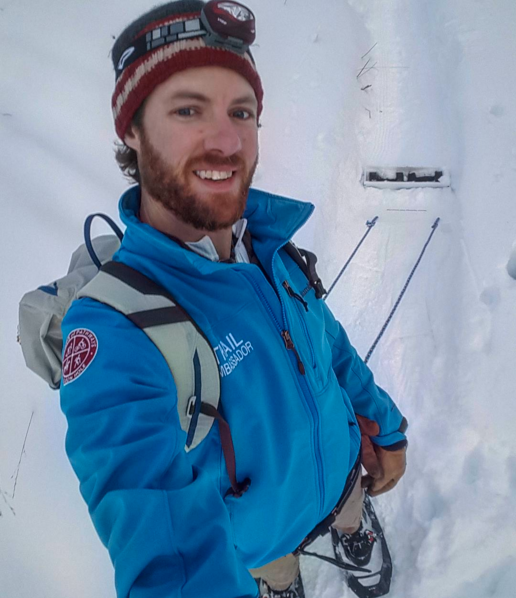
[356,414,380,437]
[361,474,374,490]
[368,477,398,497]
[361,436,382,478]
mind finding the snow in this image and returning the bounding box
[1,1,516,597]
[507,246,516,280]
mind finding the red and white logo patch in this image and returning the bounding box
[63,329,98,385]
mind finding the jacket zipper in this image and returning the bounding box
[283,280,308,312]
[244,259,326,517]
[281,330,305,375]
[283,281,316,373]
[247,274,306,376]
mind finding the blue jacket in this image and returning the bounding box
[60,186,407,598]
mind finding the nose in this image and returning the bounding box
[203,115,242,156]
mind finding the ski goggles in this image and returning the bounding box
[115,0,256,80]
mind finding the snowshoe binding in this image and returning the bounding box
[258,573,305,598]
[331,494,392,598]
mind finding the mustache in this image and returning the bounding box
[188,153,245,169]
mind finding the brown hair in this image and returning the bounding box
[114,100,146,184]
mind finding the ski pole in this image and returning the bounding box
[364,217,440,364]
[324,216,379,301]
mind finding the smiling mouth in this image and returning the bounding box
[194,169,236,181]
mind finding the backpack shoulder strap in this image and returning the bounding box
[282,242,327,299]
[78,261,220,452]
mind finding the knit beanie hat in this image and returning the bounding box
[111,0,263,140]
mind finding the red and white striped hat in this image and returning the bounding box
[111,0,263,140]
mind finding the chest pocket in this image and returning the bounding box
[279,249,333,392]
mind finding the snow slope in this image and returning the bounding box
[1,1,515,597]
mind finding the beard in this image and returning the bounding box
[137,129,258,232]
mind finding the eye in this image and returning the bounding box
[232,109,254,120]
[175,107,197,117]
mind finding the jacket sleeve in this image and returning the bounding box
[322,303,408,448]
[60,298,259,598]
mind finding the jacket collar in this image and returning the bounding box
[117,185,314,274]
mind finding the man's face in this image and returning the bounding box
[125,66,259,231]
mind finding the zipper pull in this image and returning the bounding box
[282,281,309,312]
[281,330,306,375]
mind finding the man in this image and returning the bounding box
[60,2,408,597]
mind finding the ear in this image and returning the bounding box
[124,123,141,152]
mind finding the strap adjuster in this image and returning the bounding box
[186,396,197,418]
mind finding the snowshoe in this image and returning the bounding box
[332,494,392,598]
[258,572,305,598]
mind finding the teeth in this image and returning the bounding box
[195,170,233,181]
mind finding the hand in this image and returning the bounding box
[356,414,407,497]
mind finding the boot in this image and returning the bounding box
[332,521,376,568]
[258,572,305,598]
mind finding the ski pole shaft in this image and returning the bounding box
[324,216,379,301]
[364,217,440,364]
